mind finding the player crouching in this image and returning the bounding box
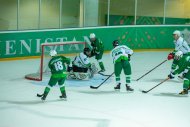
[168,51,190,95]
[67,47,98,80]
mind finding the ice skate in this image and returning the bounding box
[60,92,67,100]
[179,89,188,95]
[114,83,121,90]
[41,93,47,101]
[126,84,134,92]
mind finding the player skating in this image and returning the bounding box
[89,33,105,72]
[167,30,190,60]
[168,51,190,95]
[37,50,71,101]
[167,30,190,80]
[68,47,98,80]
[111,40,134,91]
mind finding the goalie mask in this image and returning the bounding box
[112,40,119,47]
[49,50,57,57]
[174,51,183,60]
[83,47,91,57]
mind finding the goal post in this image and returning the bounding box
[25,41,86,81]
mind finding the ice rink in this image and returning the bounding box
[0,51,189,127]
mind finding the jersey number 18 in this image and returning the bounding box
[54,61,63,71]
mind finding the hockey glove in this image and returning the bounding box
[167,53,174,60]
[128,54,131,61]
[90,49,96,57]
[168,73,175,79]
[94,47,100,55]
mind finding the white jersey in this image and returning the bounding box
[174,36,190,54]
[72,52,91,68]
[110,45,133,64]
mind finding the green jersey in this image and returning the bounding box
[90,38,104,54]
[48,56,70,78]
[172,55,190,75]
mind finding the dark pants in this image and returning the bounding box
[73,65,88,73]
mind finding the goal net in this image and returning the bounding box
[25,41,86,81]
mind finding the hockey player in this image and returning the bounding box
[111,40,134,91]
[89,33,105,72]
[39,50,71,101]
[167,30,190,60]
[168,51,190,95]
[167,30,190,79]
[69,47,98,80]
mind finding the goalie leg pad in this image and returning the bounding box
[68,71,90,80]
[90,63,98,74]
[74,72,90,80]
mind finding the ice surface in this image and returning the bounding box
[0,51,189,127]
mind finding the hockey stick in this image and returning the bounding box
[90,72,114,89]
[178,75,183,80]
[141,77,170,93]
[37,93,44,97]
[98,71,112,76]
[136,59,167,81]
[177,75,184,82]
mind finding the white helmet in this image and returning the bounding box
[89,33,96,39]
[49,50,57,57]
[173,30,181,36]
[174,51,183,60]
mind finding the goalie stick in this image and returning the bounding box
[141,77,170,93]
[90,72,114,89]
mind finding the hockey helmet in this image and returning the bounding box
[89,33,96,39]
[112,40,119,47]
[83,47,91,56]
[173,30,181,37]
[174,51,183,60]
[49,50,57,57]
